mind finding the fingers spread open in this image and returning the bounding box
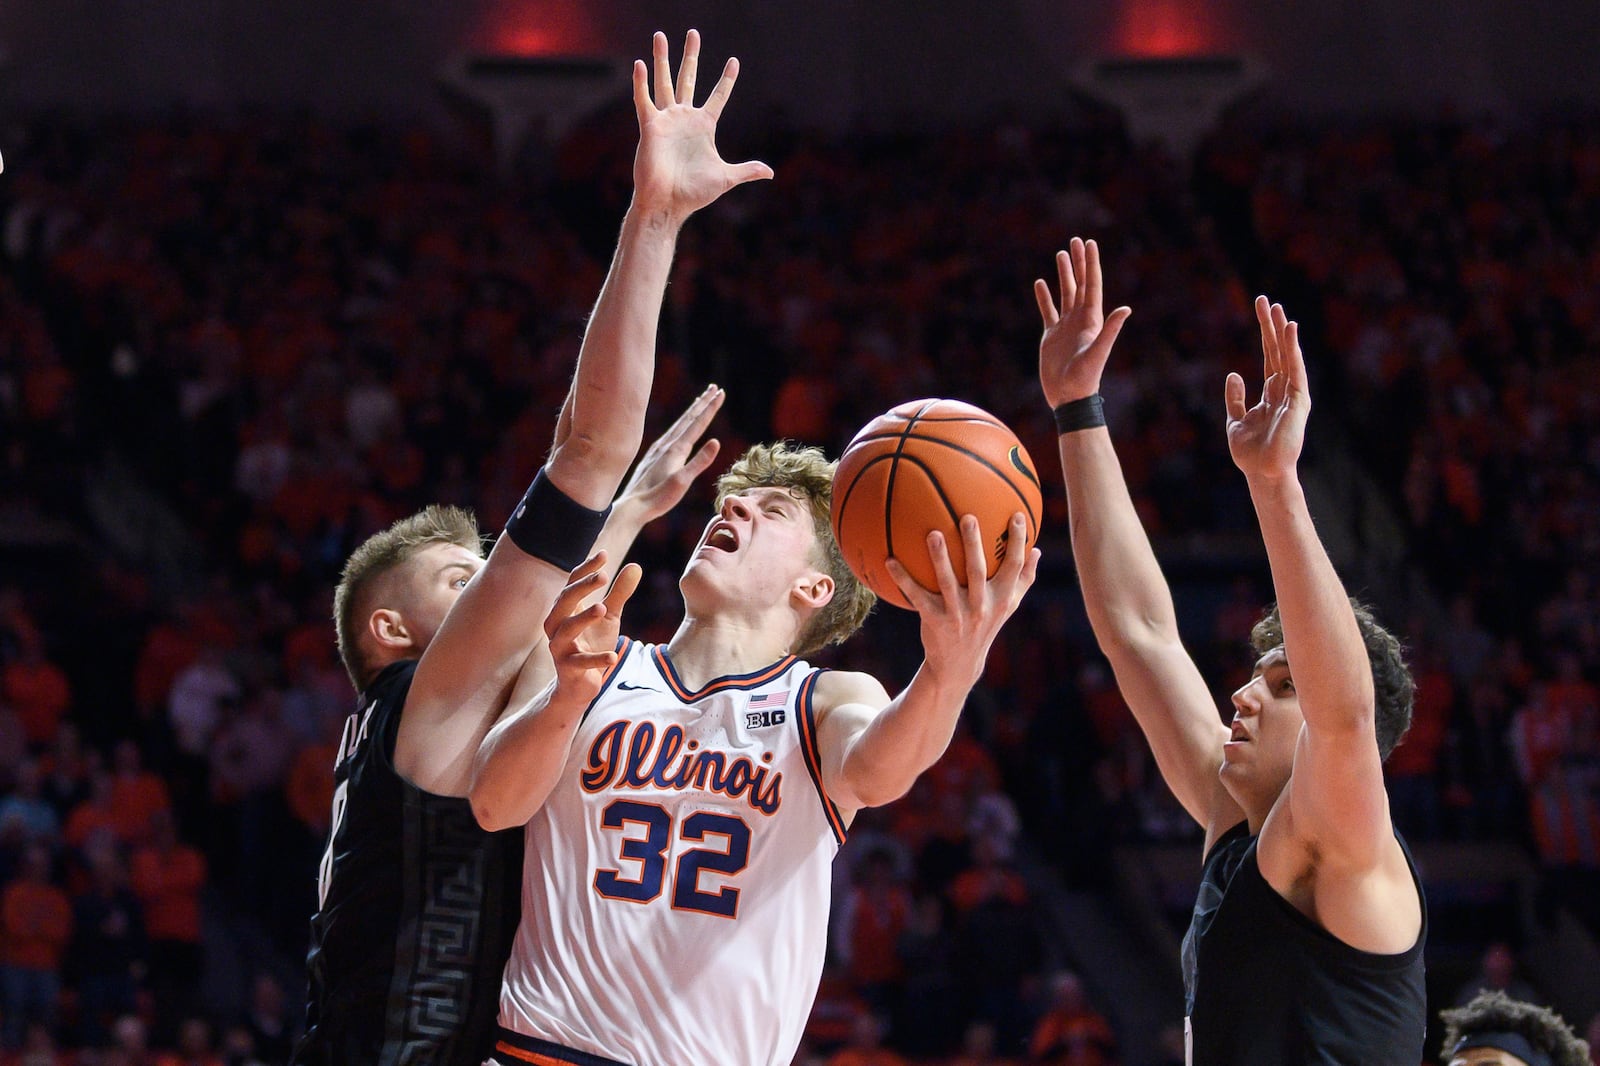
[547,567,611,636]
[1254,295,1275,378]
[652,31,673,107]
[1224,371,1248,423]
[632,60,651,123]
[999,514,1028,580]
[1034,278,1058,327]
[957,517,985,607]
[603,562,644,618]
[884,557,933,613]
[676,29,701,104]
[703,57,740,120]
[1084,238,1104,312]
[1283,321,1309,397]
[1069,239,1088,311]
[927,529,964,607]
[682,437,722,479]
[1056,249,1076,311]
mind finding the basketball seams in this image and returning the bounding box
[831,399,1042,610]
[891,435,1042,529]
[880,401,938,593]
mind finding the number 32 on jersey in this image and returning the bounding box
[593,799,750,918]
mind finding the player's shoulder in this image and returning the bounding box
[811,668,891,713]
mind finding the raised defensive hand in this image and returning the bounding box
[615,384,725,523]
[1035,237,1133,406]
[632,30,773,225]
[884,513,1041,691]
[544,553,643,706]
[1226,296,1310,481]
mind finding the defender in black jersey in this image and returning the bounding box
[1036,240,1425,1064]
[294,30,768,1064]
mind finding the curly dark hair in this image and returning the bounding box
[1439,990,1591,1066]
[1249,598,1413,761]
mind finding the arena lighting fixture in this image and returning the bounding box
[1072,54,1268,159]
[436,52,629,170]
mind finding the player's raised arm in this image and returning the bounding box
[470,557,642,831]
[397,32,768,795]
[814,513,1038,812]
[497,383,726,711]
[1038,238,1238,838]
[1229,299,1394,872]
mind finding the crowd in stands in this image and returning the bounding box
[0,97,1596,1063]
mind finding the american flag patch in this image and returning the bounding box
[748,691,788,709]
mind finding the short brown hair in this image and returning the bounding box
[1249,599,1413,760]
[1440,991,1591,1066]
[715,442,875,656]
[333,505,483,689]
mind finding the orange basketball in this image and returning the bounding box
[830,399,1043,610]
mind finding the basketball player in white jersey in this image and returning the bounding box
[471,442,1041,1066]
[297,28,769,1065]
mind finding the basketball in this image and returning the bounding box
[830,399,1043,610]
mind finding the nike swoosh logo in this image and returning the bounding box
[616,681,658,692]
[1008,445,1040,488]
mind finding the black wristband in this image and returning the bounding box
[1052,394,1106,434]
[503,468,611,572]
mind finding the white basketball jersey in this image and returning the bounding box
[498,639,847,1066]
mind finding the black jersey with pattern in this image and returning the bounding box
[293,660,523,1066]
[1180,823,1427,1065]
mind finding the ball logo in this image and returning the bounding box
[1007,445,1039,487]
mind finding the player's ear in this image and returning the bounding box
[369,608,414,652]
[793,572,834,612]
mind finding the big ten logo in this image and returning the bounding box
[745,708,786,729]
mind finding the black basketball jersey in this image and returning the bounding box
[293,660,524,1066]
[1180,823,1427,1065]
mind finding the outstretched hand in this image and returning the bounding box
[1035,237,1132,407]
[885,514,1040,691]
[616,384,725,523]
[1226,296,1310,481]
[544,553,643,706]
[632,29,773,225]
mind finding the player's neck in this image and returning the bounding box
[1220,774,1281,835]
[664,614,796,691]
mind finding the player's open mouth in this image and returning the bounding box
[706,524,739,552]
[1228,721,1250,743]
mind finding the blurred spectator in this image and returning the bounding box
[63,766,126,853]
[0,762,60,848]
[1028,971,1117,1066]
[154,1018,223,1066]
[894,894,961,1059]
[1,643,71,749]
[1,1022,67,1066]
[943,1022,1018,1066]
[1452,941,1542,1007]
[826,1013,908,1066]
[949,834,1042,1053]
[0,843,72,1048]
[108,743,171,849]
[242,973,293,1064]
[834,847,914,1010]
[38,724,91,817]
[129,811,205,1021]
[67,847,146,1047]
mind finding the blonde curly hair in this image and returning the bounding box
[715,442,876,656]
